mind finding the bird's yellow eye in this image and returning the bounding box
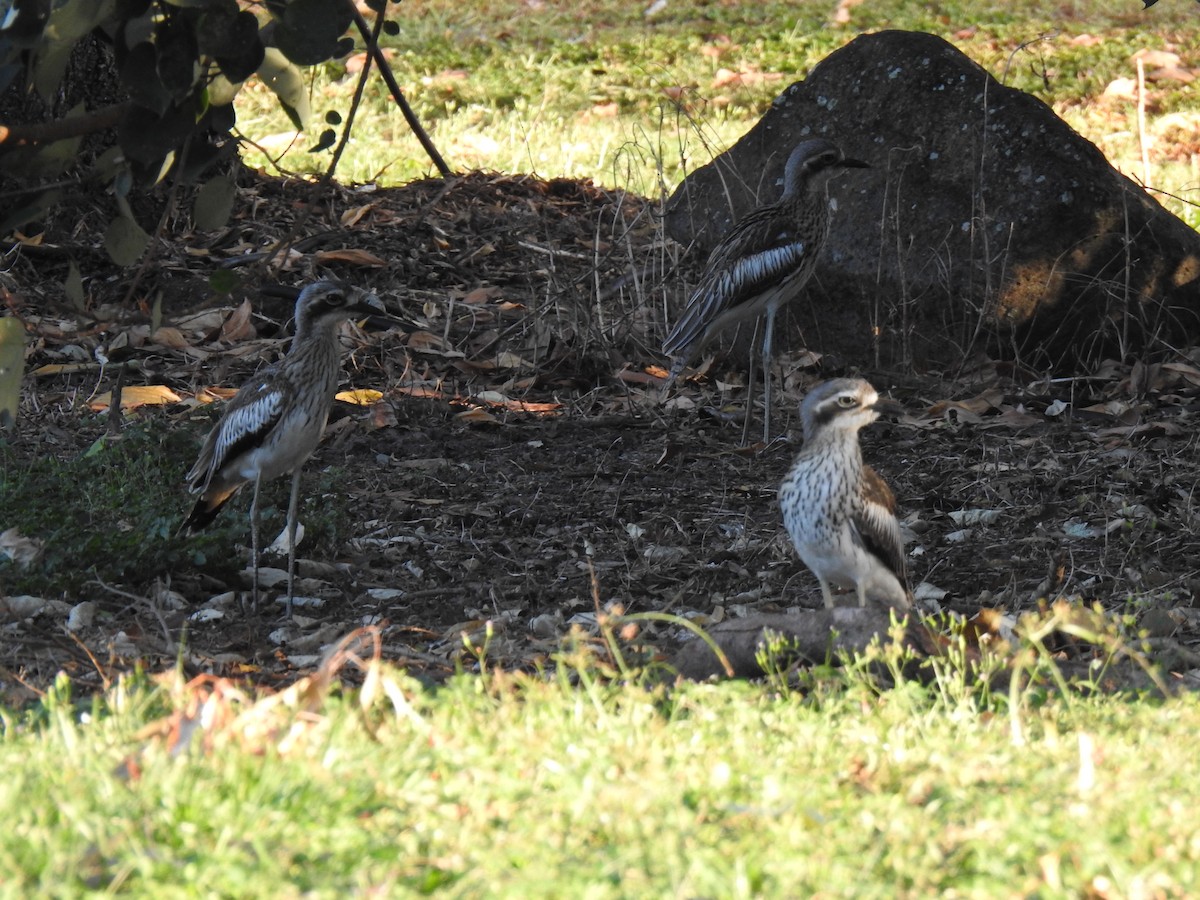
[837,395,857,408]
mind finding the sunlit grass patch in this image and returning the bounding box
[231,0,1200,232]
[1,640,1197,895]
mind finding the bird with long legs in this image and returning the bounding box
[661,139,868,443]
[778,378,911,611]
[181,280,384,616]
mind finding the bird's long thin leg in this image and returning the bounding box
[762,306,776,444]
[818,577,836,610]
[285,467,302,619]
[741,319,758,447]
[250,474,262,611]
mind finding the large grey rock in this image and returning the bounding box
[664,30,1200,370]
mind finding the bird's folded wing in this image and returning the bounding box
[187,377,287,490]
[663,234,808,356]
[850,497,907,585]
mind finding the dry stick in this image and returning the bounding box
[105,362,126,437]
[348,1,451,177]
[326,3,385,181]
[0,101,130,147]
[262,5,386,270]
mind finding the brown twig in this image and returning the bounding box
[327,0,385,182]
[0,102,131,148]
[106,362,126,436]
[261,6,390,271]
[347,0,451,177]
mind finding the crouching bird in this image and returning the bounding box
[661,138,869,444]
[778,378,911,611]
[182,280,384,616]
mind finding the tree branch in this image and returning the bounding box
[0,102,131,148]
[347,1,452,178]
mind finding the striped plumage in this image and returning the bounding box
[778,378,910,611]
[183,280,383,614]
[662,139,868,443]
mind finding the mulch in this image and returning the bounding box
[4,169,1200,700]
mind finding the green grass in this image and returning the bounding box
[2,658,1199,896]
[8,6,1200,895]
[231,0,1200,224]
[0,417,348,597]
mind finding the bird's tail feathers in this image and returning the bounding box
[179,487,238,534]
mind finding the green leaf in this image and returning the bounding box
[198,2,264,83]
[0,189,61,235]
[82,435,109,458]
[33,0,118,98]
[103,215,151,266]
[309,128,336,153]
[0,318,25,430]
[206,72,243,107]
[272,0,353,67]
[119,42,173,116]
[117,101,195,168]
[5,102,86,180]
[88,146,125,184]
[193,172,237,230]
[32,41,75,101]
[155,16,201,100]
[256,47,309,130]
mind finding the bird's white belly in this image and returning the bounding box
[780,449,902,600]
[798,538,873,591]
[235,408,328,483]
[782,460,850,572]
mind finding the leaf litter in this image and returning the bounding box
[4,172,1200,695]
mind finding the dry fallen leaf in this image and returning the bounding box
[339,203,376,228]
[219,299,256,343]
[834,0,866,24]
[926,388,1004,417]
[461,286,502,304]
[0,528,44,569]
[1133,48,1183,69]
[494,351,535,370]
[335,389,384,406]
[455,407,501,425]
[314,248,388,267]
[1102,77,1138,101]
[88,384,183,411]
[151,326,189,349]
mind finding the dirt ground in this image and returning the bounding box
[5,171,1200,697]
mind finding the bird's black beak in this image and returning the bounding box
[349,291,389,318]
[871,397,906,418]
[840,156,870,169]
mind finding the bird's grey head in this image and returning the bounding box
[293,280,385,337]
[780,139,869,200]
[799,377,901,442]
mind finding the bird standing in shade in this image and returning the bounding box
[778,378,911,611]
[182,280,383,616]
[662,139,868,443]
